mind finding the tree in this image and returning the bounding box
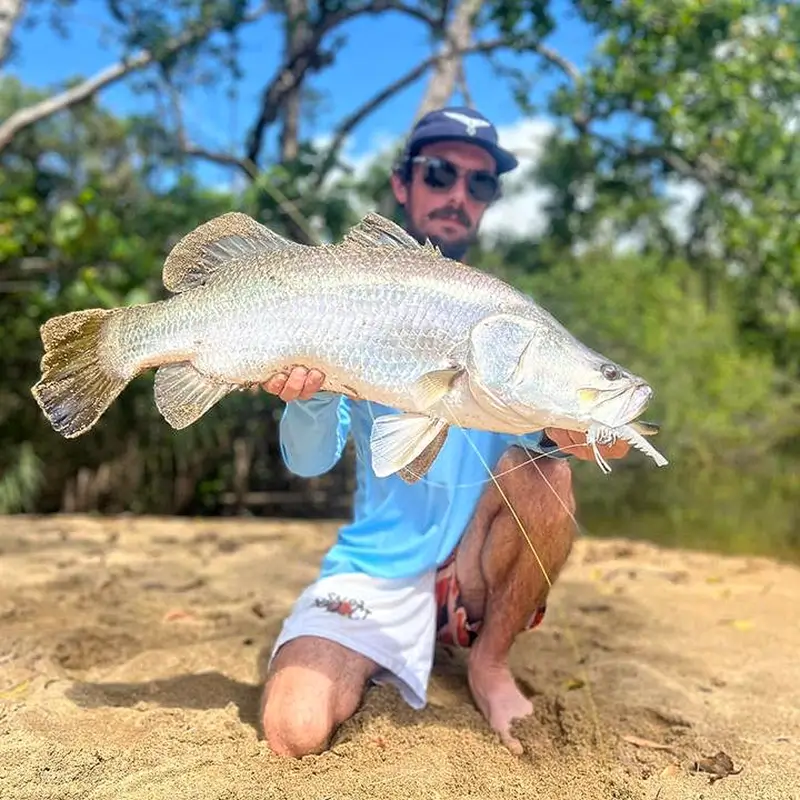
[2,0,798,562]
[529,0,800,368]
[0,0,587,240]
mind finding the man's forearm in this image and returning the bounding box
[279,392,351,477]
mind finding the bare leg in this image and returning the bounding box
[261,635,378,757]
[453,448,577,754]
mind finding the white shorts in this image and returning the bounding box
[269,569,438,709]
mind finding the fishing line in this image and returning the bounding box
[180,95,603,746]
[358,397,603,746]
[438,396,603,747]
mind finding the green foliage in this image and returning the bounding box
[541,0,800,369]
[0,0,798,563]
[0,82,275,514]
[0,443,44,514]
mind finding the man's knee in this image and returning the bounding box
[260,636,375,758]
[262,680,335,757]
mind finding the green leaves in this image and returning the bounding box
[535,0,800,369]
[1,0,797,556]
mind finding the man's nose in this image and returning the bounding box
[445,175,470,204]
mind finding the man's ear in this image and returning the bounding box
[390,170,408,205]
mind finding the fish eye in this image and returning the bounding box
[600,363,621,381]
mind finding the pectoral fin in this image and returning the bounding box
[410,367,463,410]
[154,362,234,429]
[370,412,449,480]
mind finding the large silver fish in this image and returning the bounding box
[31,211,668,481]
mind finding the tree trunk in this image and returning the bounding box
[279,0,309,163]
[414,0,482,120]
[0,0,25,67]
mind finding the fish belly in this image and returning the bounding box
[423,374,550,436]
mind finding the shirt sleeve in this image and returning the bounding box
[278,392,351,477]
[501,429,573,460]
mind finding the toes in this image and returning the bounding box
[493,702,532,756]
[499,729,525,756]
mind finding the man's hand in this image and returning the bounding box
[260,366,326,402]
[543,428,630,462]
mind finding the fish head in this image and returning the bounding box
[513,330,654,427]
[568,358,653,427]
[467,312,654,429]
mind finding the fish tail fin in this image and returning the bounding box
[31,308,132,438]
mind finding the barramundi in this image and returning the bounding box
[31,211,668,481]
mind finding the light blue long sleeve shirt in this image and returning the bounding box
[279,392,569,581]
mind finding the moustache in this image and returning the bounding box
[429,207,471,229]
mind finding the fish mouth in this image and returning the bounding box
[589,382,653,428]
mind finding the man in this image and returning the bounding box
[259,106,630,757]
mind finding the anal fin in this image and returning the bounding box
[370,412,449,480]
[154,362,234,429]
[397,424,450,484]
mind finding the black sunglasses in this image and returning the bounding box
[411,156,500,203]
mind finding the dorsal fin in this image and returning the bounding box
[162,211,305,293]
[340,212,442,256]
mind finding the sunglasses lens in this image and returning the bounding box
[468,172,499,202]
[423,158,458,189]
[417,157,498,202]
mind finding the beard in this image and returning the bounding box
[401,203,478,262]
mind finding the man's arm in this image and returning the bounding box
[261,367,351,477]
[502,430,573,461]
[279,392,351,477]
[503,428,631,462]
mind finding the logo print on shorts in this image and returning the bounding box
[313,592,372,620]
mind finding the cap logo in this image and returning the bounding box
[442,111,491,137]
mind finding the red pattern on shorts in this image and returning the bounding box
[434,554,546,648]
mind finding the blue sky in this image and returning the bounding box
[7,0,600,186]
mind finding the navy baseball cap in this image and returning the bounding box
[402,106,519,175]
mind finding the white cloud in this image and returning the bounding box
[312,130,400,187]
[479,117,557,242]
[663,177,704,245]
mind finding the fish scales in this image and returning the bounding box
[114,246,528,403]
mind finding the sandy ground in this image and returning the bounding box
[0,514,798,800]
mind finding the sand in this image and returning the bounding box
[0,514,798,800]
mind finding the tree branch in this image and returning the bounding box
[456,61,472,106]
[278,0,310,164]
[586,126,743,191]
[533,41,582,85]
[414,0,482,120]
[0,2,271,153]
[245,0,439,165]
[180,142,255,178]
[164,76,256,180]
[0,0,25,67]
[311,36,511,190]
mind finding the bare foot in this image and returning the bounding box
[467,652,533,755]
